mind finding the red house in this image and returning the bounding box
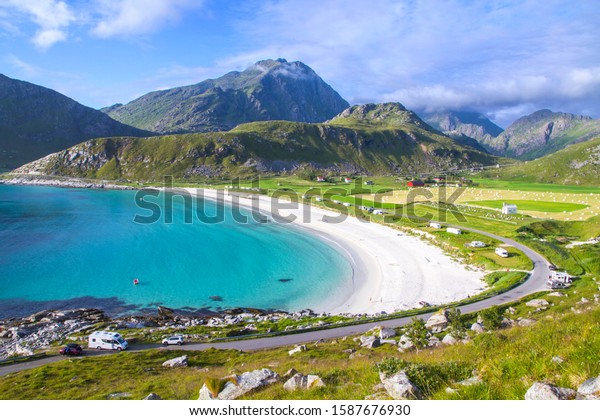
[407,180,425,187]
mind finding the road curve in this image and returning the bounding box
[0,224,551,377]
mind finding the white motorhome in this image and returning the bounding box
[89,331,128,351]
[495,247,509,258]
[447,227,462,235]
[429,222,442,229]
[551,271,572,284]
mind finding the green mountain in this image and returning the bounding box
[0,74,151,170]
[422,110,504,149]
[483,136,600,186]
[15,103,498,181]
[480,109,600,160]
[102,59,349,134]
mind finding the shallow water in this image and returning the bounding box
[0,185,353,318]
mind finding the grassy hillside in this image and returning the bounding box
[480,136,600,186]
[0,74,151,170]
[14,107,498,181]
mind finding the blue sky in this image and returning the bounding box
[1,0,599,127]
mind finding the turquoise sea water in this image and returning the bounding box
[0,185,353,318]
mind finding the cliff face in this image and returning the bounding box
[0,74,150,169]
[103,59,350,134]
[479,109,600,160]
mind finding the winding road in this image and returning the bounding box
[0,223,551,377]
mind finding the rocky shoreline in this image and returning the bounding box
[0,305,374,361]
[0,174,134,190]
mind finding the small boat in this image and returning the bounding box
[278,278,293,283]
[133,278,139,286]
[209,295,223,302]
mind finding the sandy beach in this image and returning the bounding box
[183,188,487,315]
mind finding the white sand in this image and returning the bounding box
[180,188,486,315]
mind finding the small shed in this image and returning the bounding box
[502,203,518,214]
[407,180,425,187]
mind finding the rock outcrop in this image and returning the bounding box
[283,373,325,391]
[524,382,577,400]
[162,355,188,368]
[379,371,423,400]
[198,369,280,400]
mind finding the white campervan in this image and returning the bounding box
[495,247,509,258]
[89,331,128,351]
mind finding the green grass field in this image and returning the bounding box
[470,177,600,194]
[465,199,589,213]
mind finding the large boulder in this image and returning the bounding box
[143,393,162,400]
[360,336,381,349]
[379,371,423,400]
[442,334,457,346]
[470,322,485,333]
[198,368,280,400]
[283,373,325,391]
[397,335,414,351]
[288,344,307,356]
[526,299,549,308]
[578,376,600,396]
[379,328,397,339]
[162,355,188,368]
[425,310,449,333]
[524,382,577,400]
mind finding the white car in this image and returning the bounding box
[162,335,184,346]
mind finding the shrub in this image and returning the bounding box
[479,306,504,330]
[405,317,429,351]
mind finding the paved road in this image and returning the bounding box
[0,225,551,377]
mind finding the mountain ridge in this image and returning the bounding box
[15,103,498,181]
[0,74,151,170]
[103,59,349,134]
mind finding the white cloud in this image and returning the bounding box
[228,0,600,125]
[5,54,39,77]
[3,0,75,48]
[91,0,203,38]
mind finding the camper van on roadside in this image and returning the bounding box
[447,227,462,235]
[89,331,128,351]
[495,247,509,258]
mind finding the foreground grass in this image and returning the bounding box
[1,278,598,400]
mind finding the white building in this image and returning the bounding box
[502,203,518,214]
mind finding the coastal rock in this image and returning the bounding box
[162,355,188,368]
[517,318,536,327]
[156,305,175,319]
[500,317,515,328]
[397,335,414,351]
[578,376,600,396]
[283,373,325,391]
[442,334,457,345]
[525,382,577,400]
[526,299,549,308]
[425,310,449,333]
[379,371,423,400]
[427,336,441,347]
[470,322,485,333]
[360,336,381,349]
[458,375,482,387]
[288,344,307,356]
[198,368,280,400]
[283,368,299,379]
[379,328,397,339]
[143,393,162,400]
[108,392,132,399]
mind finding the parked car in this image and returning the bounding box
[59,343,83,356]
[548,264,558,271]
[162,335,184,346]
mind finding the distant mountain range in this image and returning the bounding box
[14,103,497,180]
[421,109,600,161]
[481,109,600,160]
[0,74,150,170]
[483,135,600,186]
[102,59,349,134]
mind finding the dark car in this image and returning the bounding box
[59,343,83,356]
[548,264,558,271]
